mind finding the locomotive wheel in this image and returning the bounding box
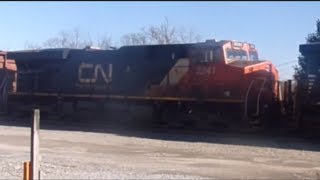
[72,101,78,112]
[56,97,65,119]
[248,101,273,133]
[152,102,184,128]
[152,103,167,126]
[298,108,320,135]
[259,103,273,130]
[96,100,105,114]
[0,82,8,115]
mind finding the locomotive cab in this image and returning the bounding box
[169,40,279,129]
[180,40,278,100]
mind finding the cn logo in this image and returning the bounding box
[78,62,113,84]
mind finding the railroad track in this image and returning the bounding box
[0,109,311,142]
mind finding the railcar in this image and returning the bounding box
[293,42,320,130]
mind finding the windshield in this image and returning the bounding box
[226,48,248,63]
[249,51,259,61]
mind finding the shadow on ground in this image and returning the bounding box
[1,102,320,152]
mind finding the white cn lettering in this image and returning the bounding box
[78,62,112,84]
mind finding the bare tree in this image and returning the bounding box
[25,28,113,50]
[24,18,201,50]
[121,30,149,46]
[178,27,202,44]
[149,17,177,44]
[24,41,42,50]
[42,28,84,48]
[121,17,202,46]
[96,35,113,49]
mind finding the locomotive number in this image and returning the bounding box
[78,63,113,84]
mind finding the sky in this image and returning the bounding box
[0,1,319,80]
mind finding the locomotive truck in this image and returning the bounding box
[0,39,284,130]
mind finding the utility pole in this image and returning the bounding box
[23,109,41,180]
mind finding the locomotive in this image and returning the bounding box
[1,39,281,130]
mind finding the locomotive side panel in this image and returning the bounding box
[8,45,190,97]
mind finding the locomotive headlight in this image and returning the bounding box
[224,90,231,97]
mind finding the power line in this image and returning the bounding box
[275,60,298,67]
[277,66,296,71]
[279,72,295,78]
[278,68,295,72]
[277,63,298,69]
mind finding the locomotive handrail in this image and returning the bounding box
[0,75,8,91]
[8,91,244,103]
[278,81,283,101]
[244,79,256,119]
[255,78,267,116]
[0,75,9,114]
[244,77,268,119]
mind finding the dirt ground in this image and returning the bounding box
[0,104,320,179]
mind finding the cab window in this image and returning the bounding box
[226,48,248,63]
[249,51,259,61]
